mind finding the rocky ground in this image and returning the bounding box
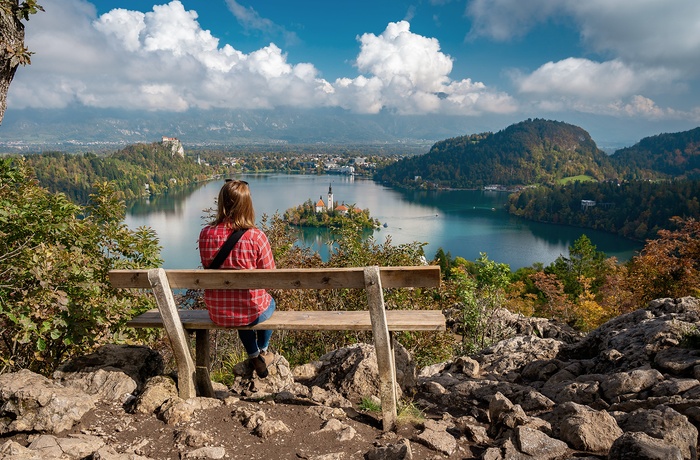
[1,297,699,460]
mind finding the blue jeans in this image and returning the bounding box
[238,298,275,357]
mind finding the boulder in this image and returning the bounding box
[54,344,163,392]
[608,431,683,460]
[550,401,623,453]
[616,407,698,460]
[306,343,416,401]
[0,369,94,434]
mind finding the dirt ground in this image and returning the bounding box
[4,393,484,459]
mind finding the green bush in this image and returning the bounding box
[0,158,161,374]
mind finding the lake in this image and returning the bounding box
[124,174,643,270]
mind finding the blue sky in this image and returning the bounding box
[5,0,700,145]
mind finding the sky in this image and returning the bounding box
[5,0,700,145]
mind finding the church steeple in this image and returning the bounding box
[327,183,333,211]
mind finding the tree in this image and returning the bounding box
[0,0,42,123]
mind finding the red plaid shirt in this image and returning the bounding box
[198,225,275,326]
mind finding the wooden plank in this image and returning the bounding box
[195,330,215,398]
[148,269,197,399]
[126,309,446,331]
[365,266,397,432]
[109,266,440,290]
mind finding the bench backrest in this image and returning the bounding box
[108,266,441,290]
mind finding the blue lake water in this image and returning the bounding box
[124,174,643,270]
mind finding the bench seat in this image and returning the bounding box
[127,308,446,331]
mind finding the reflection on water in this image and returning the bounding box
[124,174,643,270]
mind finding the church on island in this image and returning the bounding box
[283,184,380,229]
[314,184,354,215]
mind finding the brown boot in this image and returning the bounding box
[250,351,274,378]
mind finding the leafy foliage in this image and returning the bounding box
[611,127,700,180]
[508,179,700,240]
[21,143,212,204]
[0,158,161,374]
[376,119,616,188]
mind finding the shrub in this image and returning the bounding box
[0,158,161,374]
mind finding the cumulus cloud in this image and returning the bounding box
[8,1,516,117]
[466,0,700,119]
[337,20,516,114]
[516,58,677,100]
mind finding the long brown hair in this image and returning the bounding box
[212,180,255,230]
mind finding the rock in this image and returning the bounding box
[181,446,227,459]
[414,420,457,456]
[307,343,416,401]
[616,407,698,460]
[254,419,291,438]
[54,344,163,392]
[550,401,622,453]
[650,378,699,397]
[478,335,565,377]
[55,368,137,404]
[159,397,222,425]
[513,426,569,459]
[312,418,357,441]
[654,348,700,375]
[365,439,413,460]
[293,360,324,381]
[608,432,683,460]
[91,445,155,459]
[0,440,43,460]
[600,368,664,402]
[174,427,213,448]
[0,369,95,434]
[308,386,353,408]
[28,433,105,458]
[132,375,178,414]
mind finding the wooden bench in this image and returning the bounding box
[109,265,444,431]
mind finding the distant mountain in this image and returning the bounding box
[0,107,499,151]
[375,119,617,188]
[610,127,700,179]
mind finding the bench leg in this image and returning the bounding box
[195,329,215,398]
[364,266,398,432]
[148,268,197,399]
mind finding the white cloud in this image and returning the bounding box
[9,2,517,117]
[516,58,675,100]
[467,0,700,74]
[344,21,516,114]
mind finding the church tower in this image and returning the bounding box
[327,184,334,211]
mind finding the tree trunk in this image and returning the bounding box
[0,2,25,125]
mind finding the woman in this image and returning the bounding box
[198,179,276,378]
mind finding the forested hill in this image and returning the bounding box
[375,119,617,188]
[610,127,700,180]
[24,142,211,204]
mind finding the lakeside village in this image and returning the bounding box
[282,184,381,230]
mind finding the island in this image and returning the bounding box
[282,184,380,229]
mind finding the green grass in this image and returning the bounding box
[558,175,597,185]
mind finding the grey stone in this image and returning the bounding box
[132,375,178,414]
[551,401,622,453]
[514,426,568,459]
[365,439,412,460]
[0,369,94,434]
[254,419,291,438]
[608,431,683,460]
[54,344,163,392]
[617,407,698,460]
[181,446,227,459]
[600,368,664,402]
